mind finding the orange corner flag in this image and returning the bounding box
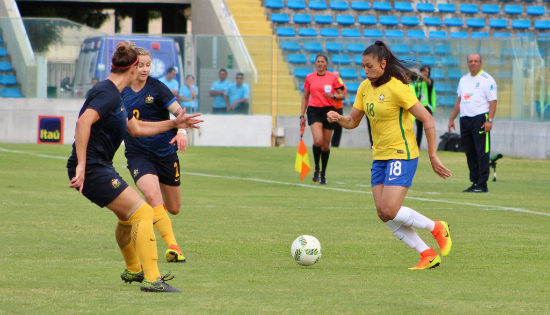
[295,125,311,181]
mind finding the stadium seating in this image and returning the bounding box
[450,32,468,39]
[423,17,442,27]
[342,29,361,37]
[346,82,360,93]
[304,42,323,52]
[412,44,432,54]
[351,1,370,11]
[490,19,508,29]
[281,41,301,52]
[353,55,362,65]
[320,28,340,37]
[472,32,490,38]
[298,28,318,37]
[336,15,355,25]
[401,16,420,26]
[407,30,426,38]
[339,68,358,79]
[271,14,290,23]
[460,4,479,14]
[326,42,345,53]
[364,29,383,37]
[385,30,404,38]
[417,3,435,12]
[380,16,398,26]
[287,1,306,10]
[0,47,6,57]
[309,1,328,10]
[330,1,349,11]
[288,54,307,64]
[358,15,377,25]
[332,54,351,65]
[527,6,546,16]
[419,56,435,66]
[373,2,392,11]
[504,5,523,15]
[429,31,448,39]
[441,56,459,67]
[512,20,531,29]
[265,0,284,9]
[293,14,312,24]
[1,88,22,98]
[391,44,410,55]
[277,27,296,37]
[0,61,13,72]
[482,5,500,14]
[467,18,486,28]
[435,45,452,55]
[438,4,457,13]
[444,18,464,27]
[347,43,366,53]
[535,20,550,30]
[395,2,414,12]
[315,15,333,24]
[0,74,17,85]
[294,68,311,78]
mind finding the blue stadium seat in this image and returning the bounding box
[364,29,383,37]
[400,55,416,62]
[346,82,361,93]
[417,3,435,12]
[391,44,410,55]
[332,54,352,65]
[419,56,436,67]
[479,46,496,56]
[512,19,531,29]
[448,70,462,80]
[481,4,500,14]
[326,42,345,53]
[360,71,367,79]
[385,30,405,38]
[358,15,377,25]
[309,1,328,10]
[472,32,490,38]
[0,75,17,85]
[535,20,550,30]
[527,6,545,16]
[265,0,284,9]
[314,15,333,24]
[438,3,457,13]
[303,42,323,52]
[342,29,361,37]
[517,33,534,37]
[380,16,398,26]
[460,4,479,14]
[401,16,420,26]
[485,57,504,66]
[330,1,349,11]
[271,13,290,23]
[293,14,312,24]
[288,54,308,64]
[407,30,426,38]
[277,27,296,37]
[504,5,523,15]
[294,68,311,78]
[298,28,318,36]
[450,32,468,38]
[373,2,393,11]
[435,45,452,54]
[347,43,366,53]
[423,17,442,26]
[500,47,515,57]
[526,48,545,57]
[441,56,459,66]
[336,15,356,25]
[429,31,448,39]
[490,19,508,29]
[395,2,414,12]
[349,95,356,104]
[351,1,371,11]
[0,47,6,57]
[353,55,363,65]
[287,0,306,10]
[412,44,432,54]
[281,41,301,51]
[467,18,486,28]
[432,70,444,80]
[493,32,512,37]
[438,96,457,107]
[1,88,22,98]
[0,61,13,72]
[444,18,464,27]
[320,28,340,37]
[339,68,358,79]
[434,83,452,93]
[308,54,318,63]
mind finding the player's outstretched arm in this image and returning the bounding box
[409,102,452,179]
[326,107,364,130]
[127,108,203,137]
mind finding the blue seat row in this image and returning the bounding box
[1,88,22,98]
[0,47,6,57]
[0,61,13,72]
[0,74,17,85]
[266,1,550,16]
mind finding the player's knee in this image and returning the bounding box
[165,206,180,215]
[313,139,323,147]
[377,205,397,222]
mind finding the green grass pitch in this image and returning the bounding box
[1,143,549,314]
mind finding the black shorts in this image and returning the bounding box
[307,105,337,130]
[126,154,181,187]
[67,162,129,208]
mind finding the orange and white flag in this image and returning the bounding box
[295,125,311,181]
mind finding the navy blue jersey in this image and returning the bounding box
[122,77,178,158]
[67,80,132,168]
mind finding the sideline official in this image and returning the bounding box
[448,53,497,193]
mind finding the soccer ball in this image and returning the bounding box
[291,235,322,266]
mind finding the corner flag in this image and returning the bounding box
[295,125,311,181]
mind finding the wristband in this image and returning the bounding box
[177,129,187,135]
[300,115,305,118]
[487,118,493,123]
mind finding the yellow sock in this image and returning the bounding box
[115,220,141,273]
[153,205,179,249]
[128,203,161,281]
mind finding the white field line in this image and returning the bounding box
[2,147,549,217]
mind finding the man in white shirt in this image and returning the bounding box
[448,53,497,193]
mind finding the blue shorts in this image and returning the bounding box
[126,153,180,187]
[68,162,129,208]
[371,158,418,187]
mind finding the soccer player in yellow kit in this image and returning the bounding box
[327,41,453,269]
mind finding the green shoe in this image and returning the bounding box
[140,272,181,293]
[165,246,186,263]
[120,269,144,284]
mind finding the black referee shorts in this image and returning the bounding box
[307,105,337,130]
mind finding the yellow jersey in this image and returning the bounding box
[353,77,419,160]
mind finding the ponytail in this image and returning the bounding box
[362,40,417,87]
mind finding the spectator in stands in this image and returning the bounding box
[178,75,199,113]
[327,40,452,270]
[159,67,179,97]
[412,66,436,148]
[448,53,497,193]
[85,77,99,98]
[224,72,250,114]
[300,54,345,184]
[331,70,346,147]
[210,69,232,114]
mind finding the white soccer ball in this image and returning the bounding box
[291,235,322,266]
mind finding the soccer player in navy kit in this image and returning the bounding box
[122,47,188,264]
[67,42,202,292]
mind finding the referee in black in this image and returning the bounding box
[448,53,498,193]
